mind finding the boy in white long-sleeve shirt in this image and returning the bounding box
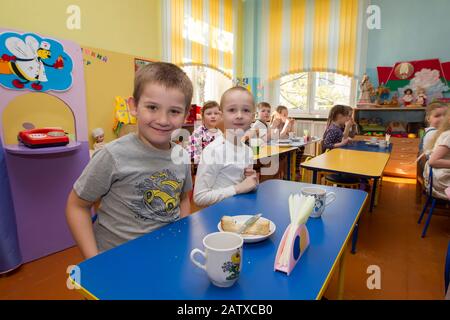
[194,86,258,207]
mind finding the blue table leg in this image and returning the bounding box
[351,219,359,254]
[369,178,378,213]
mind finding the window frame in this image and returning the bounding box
[275,72,357,118]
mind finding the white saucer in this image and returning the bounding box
[217,215,276,243]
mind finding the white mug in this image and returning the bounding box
[301,187,336,218]
[379,140,387,149]
[190,232,243,287]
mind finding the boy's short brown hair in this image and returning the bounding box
[201,101,220,117]
[257,102,271,110]
[133,62,193,112]
[220,86,255,109]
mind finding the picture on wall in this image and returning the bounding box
[377,59,450,103]
[0,31,73,92]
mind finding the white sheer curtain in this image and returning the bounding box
[182,65,232,105]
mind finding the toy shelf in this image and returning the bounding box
[4,141,82,155]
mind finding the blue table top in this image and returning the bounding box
[340,140,392,153]
[74,180,368,300]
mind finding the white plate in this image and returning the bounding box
[217,215,276,243]
[272,139,305,147]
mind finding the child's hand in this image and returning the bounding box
[271,118,282,127]
[241,133,250,144]
[244,166,256,177]
[341,137,350,146]
[345,119,353,129]
[235,175,258,194]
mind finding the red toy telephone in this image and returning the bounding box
[18,128,69,148]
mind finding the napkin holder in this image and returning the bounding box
[274,223,310,275]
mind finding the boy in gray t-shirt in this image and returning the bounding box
[66,62,194,259]
[74,133,192,252]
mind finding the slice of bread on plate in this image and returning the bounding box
[221,216,270,236]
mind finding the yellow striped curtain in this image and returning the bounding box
[262,0,368,81]
[164,0,240,79]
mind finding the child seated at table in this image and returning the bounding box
[423,107,450,199]
[322,105,353,153]
[321,105,360,186]
[187,100,223,164]
[193,86,258,207]
[66,62,194,259]
[242,102,272,146]
[420,102,447,154]
[417,102,447,188]
[270,105,296,139]
[251,102,272,143]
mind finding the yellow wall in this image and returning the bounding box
[82,47,142,146]
[0,0,162,59]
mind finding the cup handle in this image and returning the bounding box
[325,192,336,206]
[190,248,206,271]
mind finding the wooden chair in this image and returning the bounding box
[317,148,331,185]
[416,153,427,203]
[300,156,313,183]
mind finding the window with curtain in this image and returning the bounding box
[254,0,367,115]
[163,0,241,79]
[259,0,368,81]
[182,65,232,105]
[279,71,353,115]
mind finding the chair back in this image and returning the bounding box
[301,156,312,183]
[316,141,324,155]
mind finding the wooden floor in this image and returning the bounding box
[0,178,448,300]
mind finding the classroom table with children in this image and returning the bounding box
[70,180,367,300]
[64,61,449,302]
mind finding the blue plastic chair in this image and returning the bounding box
[417,166,448,237]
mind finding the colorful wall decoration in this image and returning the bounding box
[81,47,109,67]
[233,77,265,102]
[0,32,73,92]
[377,59,450,102]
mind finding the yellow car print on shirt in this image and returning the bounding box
[144,189,180,211]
